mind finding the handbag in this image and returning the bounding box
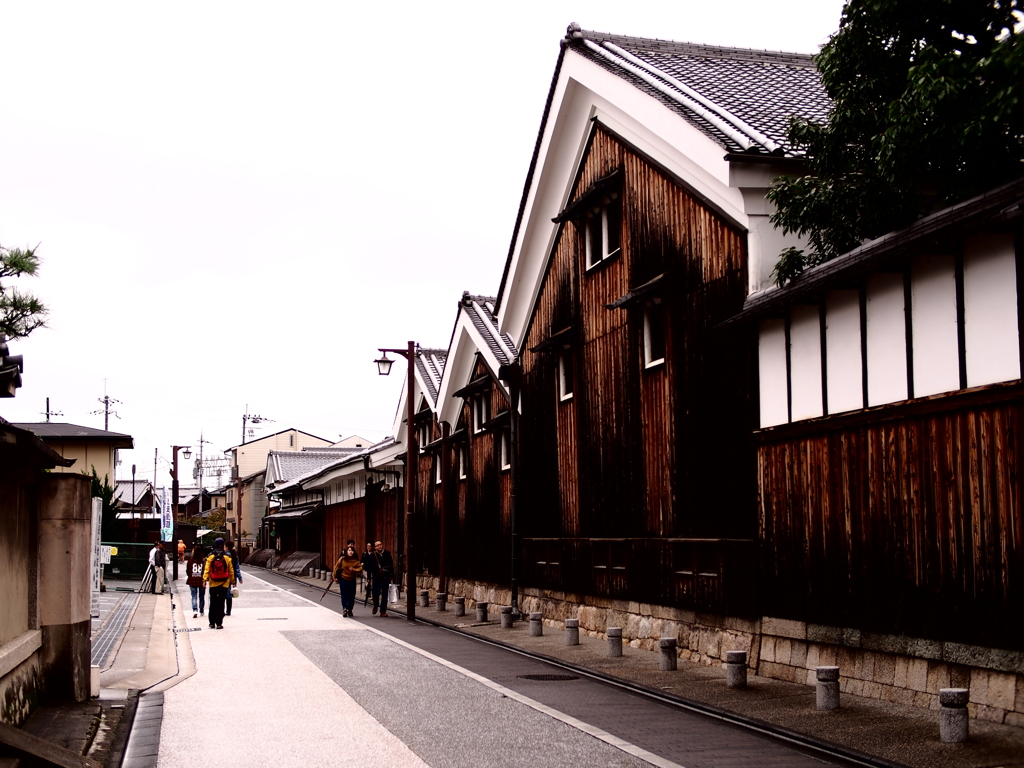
[388,583,398,605]
[231,587,240,598]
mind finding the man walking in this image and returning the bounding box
[203,537,235,629]
[148,541,166,594]
[369,540,394,617]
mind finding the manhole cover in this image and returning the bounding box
[516,674,579,681]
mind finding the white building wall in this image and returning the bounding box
[789,306,823,421]
[825,290,863,415]
[911,253,960,397]
[964,233,1020,387]
[759,318,789,428]
[866,273,909,406]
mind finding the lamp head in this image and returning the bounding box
[374,353,394,376]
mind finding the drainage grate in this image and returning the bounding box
[91,592,141,667]
[516,674,579,682]
[174,628,202,633]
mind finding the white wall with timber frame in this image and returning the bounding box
[757,232,1021,428]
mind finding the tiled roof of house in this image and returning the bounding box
[567,24,829,156]
[267,450,355,486]
[460,292,519,366]
[12,422,134,441]
[416,348,448,405]
[114,479,150,506]
[273,437,400,493]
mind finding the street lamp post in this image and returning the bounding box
[375,341,417,622]
[170,445,191,582]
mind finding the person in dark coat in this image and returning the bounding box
[368,540,394,617]
[186,545,206,618]
[360,542,374,604]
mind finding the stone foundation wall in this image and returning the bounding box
[418,577,1024,727]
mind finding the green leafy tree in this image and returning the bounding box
[0,245,47,339]
[87,466,119,540]
[768,0,1024,285]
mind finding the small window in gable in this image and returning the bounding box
[434,456,442,485]
[500,430,511,471]
[644,299,666,368]
[472,393,489,434]
[458,447,467,480]
[585,193,622,270]
[558,350,574,401]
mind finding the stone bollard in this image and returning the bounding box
[500,605,515,629]
[454,597,466,617]
[565,618,580,646]
[436,592,448,612]
[529,612,543,637]
[475,601,489,622]
[816,666,841,711]
[607,627,623,657]
[725,650,748,689]
[659,638,678,671]
[939,688,970,743]
[419,590,430,608]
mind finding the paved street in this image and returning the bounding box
[148,572,858,768]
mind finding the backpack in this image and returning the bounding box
[209,552,230,581]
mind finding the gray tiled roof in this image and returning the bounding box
[569,25,829,156]
[114,480,151,505]
[268,450,352,485]
[275,437,400,492]
[12,422,134,441]
[461,292,518,366]
[416,348,448,405]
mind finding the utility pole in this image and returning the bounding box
[91,380,121,430]
[238,408,272,552]
[170,445,191,582]
[241,405,273,445]
[131,464,138,543]
[41,397,63,422]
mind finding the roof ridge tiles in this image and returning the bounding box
[577,28,817,66]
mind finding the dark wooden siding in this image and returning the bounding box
[758,386,1024,649]
[322,487,398,569]
[518,123,754,610]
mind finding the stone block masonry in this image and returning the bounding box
[415,576,1024,728]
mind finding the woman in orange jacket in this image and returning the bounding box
[332,544,362,617]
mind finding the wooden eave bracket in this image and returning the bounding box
[606,272,669,309]
[453,376,492,399]
[529,325,577,354]
[481,411,511,432]
[552,167,624,223]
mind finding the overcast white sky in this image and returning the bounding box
[0,1,846,486]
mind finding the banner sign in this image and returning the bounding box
[90,498,102,617]
[161,485,172,542]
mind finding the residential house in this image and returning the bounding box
[224,428,331,541]
[11,422,134,482]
